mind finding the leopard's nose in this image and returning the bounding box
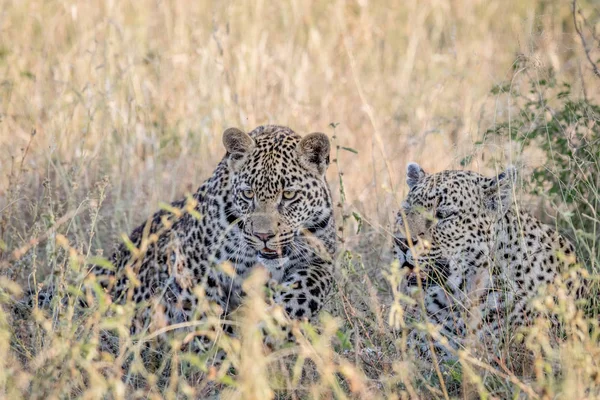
[254,231,275,243]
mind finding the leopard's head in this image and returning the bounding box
[394,162,517,282]
[223,125,333,262]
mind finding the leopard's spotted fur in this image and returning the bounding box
[393,163,579,359]
[100,125,336,341]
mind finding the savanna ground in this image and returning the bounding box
[1,0,600,398]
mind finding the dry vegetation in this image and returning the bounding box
[1,0,600,398]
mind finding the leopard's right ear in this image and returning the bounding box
[223,128,254,168]
[223,128,254,155]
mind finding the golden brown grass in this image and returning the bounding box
[1,0,600,398]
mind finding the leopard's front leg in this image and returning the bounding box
[258,261,332,348]
[274,260,333,321]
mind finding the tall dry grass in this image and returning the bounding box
[1,0,599,398]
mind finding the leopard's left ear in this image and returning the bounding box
[298,132,330,176]
[482,166,517,213]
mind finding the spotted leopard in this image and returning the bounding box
[96,125,336,344]
[393,163,579,359]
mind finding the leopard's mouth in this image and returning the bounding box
[406,269,428,286]
[258,246,290,260]
[402,259,450,287]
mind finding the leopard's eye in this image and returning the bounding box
[241,189,254,200]
[435,209,456,220]
[282,190,297,200]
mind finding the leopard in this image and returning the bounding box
[90,125,336,349]
[392,162,580,361]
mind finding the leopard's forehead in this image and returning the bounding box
[236,126,310,199]
[252,129,300,153]
[408,170,485,207]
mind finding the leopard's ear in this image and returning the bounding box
[223,128,254,155]
[298,132,330,176]
[482,166,517,213]
[406,162,426,189]
[223,128,254,168]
